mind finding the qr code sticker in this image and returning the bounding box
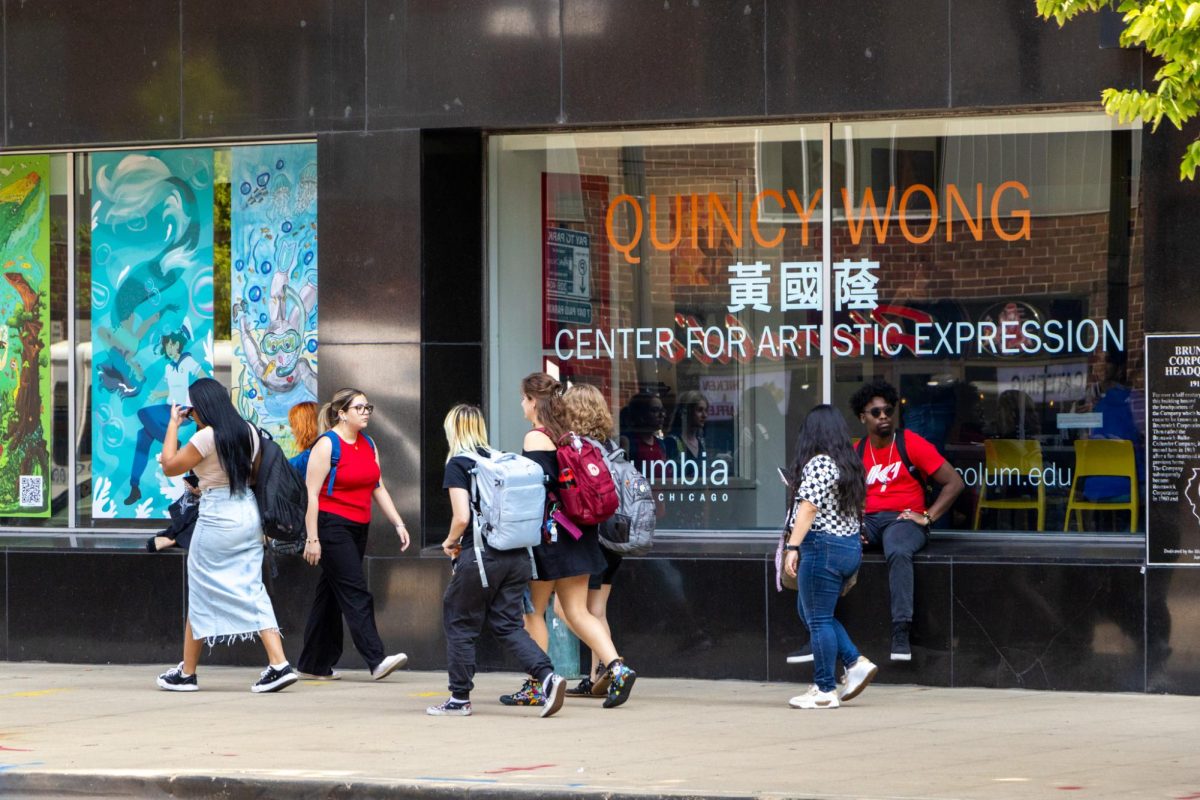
[19,475,43,507]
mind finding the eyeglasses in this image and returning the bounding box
[348,403,375,414]
[868,405,895,419]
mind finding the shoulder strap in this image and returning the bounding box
[855,437,867,458]
[321,430,341,496]
[895,429,923,481]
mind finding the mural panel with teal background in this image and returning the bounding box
[91,149,215,519]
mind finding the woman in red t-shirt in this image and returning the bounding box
[297,387,411,682]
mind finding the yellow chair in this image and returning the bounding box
[973,439,1045,531]
[1063,439,1138,532]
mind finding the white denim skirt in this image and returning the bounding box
[187,487,278,643]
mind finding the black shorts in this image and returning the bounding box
[588,547,624,590]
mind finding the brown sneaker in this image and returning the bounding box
[590,661,612,696]
[565,677,599,697]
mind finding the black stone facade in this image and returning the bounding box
[1,1,1197,695]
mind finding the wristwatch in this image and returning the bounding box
[783,544,800,552]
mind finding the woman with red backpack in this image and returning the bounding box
[499,372,637,710]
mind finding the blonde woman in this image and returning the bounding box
[430,404,566,717]
[297,387,410,682]
[558,383,629,699]
[503,372,637,710]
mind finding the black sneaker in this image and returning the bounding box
[426,697,472,716]
[565,677,597,697]
[602,659,637,709]
[251,664,299,693]
[156,662,198,692]
[540,673,566,718]
[890,622,912,662]
[786,641,814,664]
[499,677,545,706]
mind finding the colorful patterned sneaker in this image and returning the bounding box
[499,677,545,706]
[590,661,612,697]
[565,677,597,697]
[540,673,566,718]
[789,684,839,709]
[426,697,472,716]
[251,664,299,694]
[156,662,198,692]
[602,659,637,709]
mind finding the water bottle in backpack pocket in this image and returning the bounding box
[555,432,620,525]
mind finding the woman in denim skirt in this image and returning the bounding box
[782,405,878,709]
[154,377,298,694]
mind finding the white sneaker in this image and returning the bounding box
[371,652,408,681]
[839,656,878,702]
[788,685,839,709]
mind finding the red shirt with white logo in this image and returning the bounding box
[861,430,946,514]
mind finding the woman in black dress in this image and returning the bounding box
[500,372,637,710]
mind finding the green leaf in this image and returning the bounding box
[1184,3,1200,28]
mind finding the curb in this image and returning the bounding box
[0,771,786,800]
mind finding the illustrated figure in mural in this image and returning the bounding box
[234,270,317,399]
[96,156,201,388]
[124,328,206,506]
[95,303,179,395]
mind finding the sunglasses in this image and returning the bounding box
[348,403,375,414]
[868,405,896,419]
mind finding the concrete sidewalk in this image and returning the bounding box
[0,662,1197,800]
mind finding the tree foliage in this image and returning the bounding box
[1037,0,1200,179]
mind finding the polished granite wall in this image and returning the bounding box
[0,1,1141,146]
[2,3,1199,700]
[2,544,1195,695]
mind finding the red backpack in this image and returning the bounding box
[555,432,620,525]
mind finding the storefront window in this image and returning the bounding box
[490,112,1143,536]
[491,125,826,533]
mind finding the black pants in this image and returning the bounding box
[443,545,553,698]
[298,511,386,674]
[862,511,928,624]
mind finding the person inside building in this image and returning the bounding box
[851,379,964,661]
[670,390,709,465]
[619,389,678,476]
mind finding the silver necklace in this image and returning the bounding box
[868,434,897,491]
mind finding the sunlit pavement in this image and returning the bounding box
[1,662,1197,799]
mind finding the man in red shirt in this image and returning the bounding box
[852,380,964,661]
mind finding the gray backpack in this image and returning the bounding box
[462,449,546,587]
[597,441,656,556]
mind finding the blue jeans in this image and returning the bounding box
[798,531,863,693]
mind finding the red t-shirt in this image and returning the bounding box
[318,434,381,524]
[862,430,946,514]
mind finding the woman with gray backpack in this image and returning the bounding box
[558,383,654,699]
[431,403,567,717]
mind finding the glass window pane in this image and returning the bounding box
[830,114,1143,535]
[491,124,825,532]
